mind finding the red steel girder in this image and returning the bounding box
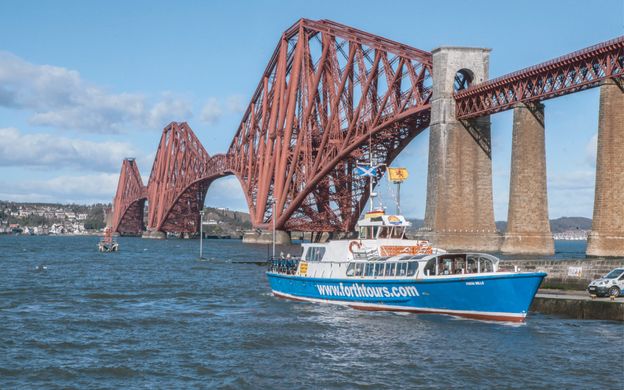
[455,36,624,120]
[146,122,232,233]
[111,158,147,235]
[117,19,434,234]
[228,18,433,232]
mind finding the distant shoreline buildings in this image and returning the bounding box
[552,230,589,241]
[0,201,109,236]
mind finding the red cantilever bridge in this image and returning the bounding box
[111,19,623,243]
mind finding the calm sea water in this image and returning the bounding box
[1,236,622,389]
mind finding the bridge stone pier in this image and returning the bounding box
[501,102,554,255]
[423,47,502,251]
[587,79,624,257]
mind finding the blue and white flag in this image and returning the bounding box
[354,165,378,177]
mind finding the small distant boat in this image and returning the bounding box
[98,227,119,252]
[267,210,546,323]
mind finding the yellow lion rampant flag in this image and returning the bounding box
[388,167,408,182]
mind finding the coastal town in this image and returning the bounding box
[0,201,108,235]
[1,200,593,241]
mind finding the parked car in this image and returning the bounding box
[587,268,624,297]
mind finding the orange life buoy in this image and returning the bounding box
[348,240,362,254]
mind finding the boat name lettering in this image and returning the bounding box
[465,281,484,286]
[315,283,419,298]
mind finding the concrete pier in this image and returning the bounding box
[500,257,623,290]
[242,230,291,245]
[142,230,166,239]
[531,290,623,321]
[501,102,554,255]
[424,47,501,251]
[587,79,624,257]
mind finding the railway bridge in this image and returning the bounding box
[111,19,623,256]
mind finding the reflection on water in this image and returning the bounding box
[0,236,621,389]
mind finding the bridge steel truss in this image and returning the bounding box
[228,19,433,232]
[455,36,624,120]
[111,158,147,235]
[110,19,621,236]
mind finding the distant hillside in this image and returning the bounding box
[409,216,591,234]
[201,207,251,237]
[549,217,592,232]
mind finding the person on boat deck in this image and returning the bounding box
[453,258,464,274]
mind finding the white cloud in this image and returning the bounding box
[199,95,247,125]
[199,98,223,124]
[226,95,246,113]
[0,51,191,133]
[585,133,598,167]
[0,173,118,204]
[0,127,142,172]
[549,170,595,191]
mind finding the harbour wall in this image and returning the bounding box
[500,258,624,290]
[530,293,623,321]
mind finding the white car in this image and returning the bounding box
[587,268,624,297]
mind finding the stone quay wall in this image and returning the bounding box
[501,258,624,290]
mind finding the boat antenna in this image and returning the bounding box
[369,132,374,212]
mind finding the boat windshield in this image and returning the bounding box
[359,226,406,239]
[303,246,326,262]
[359,226,378,239]
[346,260,418,277]
[423,254,495,276]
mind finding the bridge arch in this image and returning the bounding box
[454,68,474,91]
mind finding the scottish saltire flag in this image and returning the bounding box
[354,165,378,177]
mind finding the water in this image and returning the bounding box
[1,236,622,389]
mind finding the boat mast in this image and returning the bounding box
[369,134,374,212]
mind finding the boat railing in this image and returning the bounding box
[268,258,300,275]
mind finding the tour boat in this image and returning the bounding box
[267,211,546,323]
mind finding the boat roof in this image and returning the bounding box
[357,213,411,227]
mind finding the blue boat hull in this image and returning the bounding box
[266,272,546,322]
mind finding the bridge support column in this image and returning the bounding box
[423,47,501,251]
[501,102,554,255]
[587,79,624,257]
[242,230,291,245]
[142,230,166,239]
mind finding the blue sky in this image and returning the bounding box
[0,0,622,220]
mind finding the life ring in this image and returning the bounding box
[348,240,362,254]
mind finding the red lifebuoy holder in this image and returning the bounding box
[348,240,362,254]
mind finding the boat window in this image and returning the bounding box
[354,263,364,276]
[407,261,418,276]
[385,262,396,276]
[358,227,369,240]
[390,227,405,239]
[479,257,493,273]
[365,263,375,277]
[374,263,385,277]
[378,227,392,239]
[466,255,478,274]
[452,256,465,274]
[437,258,453,275]
[305,247,326,262]
[424,258,436,276]
[397,262,408,276]
[346,263,355,277]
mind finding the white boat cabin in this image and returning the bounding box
[300,211,442,264]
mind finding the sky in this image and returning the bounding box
[0,0,622,220]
